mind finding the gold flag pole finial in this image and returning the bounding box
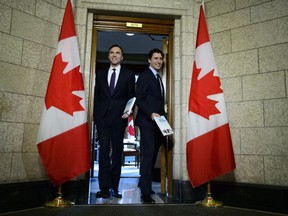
[44,185,74,208]
[196,182,223,207]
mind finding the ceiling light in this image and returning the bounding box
[126,33,134,36]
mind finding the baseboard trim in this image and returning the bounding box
[0,180,88,213]
[1,179,287,214]
[172,180,288,214]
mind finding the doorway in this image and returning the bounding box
[89,15,174,203]
[92,30,165,179]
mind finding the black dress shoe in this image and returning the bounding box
[96,190,110,199]
[141,195,155,204]
[110,189,122,198]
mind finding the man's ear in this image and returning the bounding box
[148,59,151,64]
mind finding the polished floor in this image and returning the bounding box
[89,159,165,204]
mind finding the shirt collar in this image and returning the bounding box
[110,65,121,72]
[149,66,158,77]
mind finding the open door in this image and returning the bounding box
[88,15,174,196]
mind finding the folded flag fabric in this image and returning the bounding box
[36,0,90,186]
[186,4,236,188]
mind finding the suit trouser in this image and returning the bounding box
[139,125,163,196]
[97,114,125,192]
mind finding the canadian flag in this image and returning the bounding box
[37,0,90,186]
[186,4,235,188]
[127,116,136,141]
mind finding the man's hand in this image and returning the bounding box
[151,113,160,120]
[121,113,129,119]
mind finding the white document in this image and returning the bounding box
[153,115,174,136]
[123,97,136,115]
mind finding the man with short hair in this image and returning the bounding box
[135,48,166,204]
[94,44,135,199]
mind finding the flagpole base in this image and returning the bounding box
[196,193,223,207]
[44,192,74,208]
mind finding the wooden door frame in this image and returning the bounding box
[88,15,174,196]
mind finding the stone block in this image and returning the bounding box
[11,10,59,48]
[216,49,258,78]
[36,0,63,25]
[180,32,194,56]
[232,17,288,52]
[206,0,235,17]
[0,153,12,182]
[21,153,47,180]
[10,153,27,181]
[180,15,194,33]
[234,155,264,184]
[236,0,271,9]
[227,101,264,127]
[22,40,55,72]
[210,30,231,55]
[243,71,285,100]
[221,77,242,102]
[259,43,288,73]
[241,127,288,155]
[0,4,12,33]
[23,124,39,152]
[0,32,23,65]
[1,93,43,124]
[181,55,193,79]
[230,128,241,154]
[251,0,288,23]
[286,71,288,96]
[207,8,250,34]
[264,156,288,186]
[0,0,35,15]
[172,153,181,179]
[264,98,288,127]
[0,62,35,95]
[0,122,24,152]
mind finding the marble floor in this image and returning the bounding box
[89,161,165,204]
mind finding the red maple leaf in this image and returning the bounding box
[45,52,85,116]
[128,125,135,136]
[189,61,223,119]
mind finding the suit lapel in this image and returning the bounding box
[148,69,162,97]
[101,68,110,95]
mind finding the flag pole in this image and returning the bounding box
[196,182,222,207]
[44,185,74,207]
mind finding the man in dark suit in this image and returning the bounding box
[94,44,135,199]
[135,48,166,204]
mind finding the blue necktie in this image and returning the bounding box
[110,68,116,95]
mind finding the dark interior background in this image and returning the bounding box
[96,31,167,75]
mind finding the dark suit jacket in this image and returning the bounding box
[135,68,165,128]
[94,66,135,129]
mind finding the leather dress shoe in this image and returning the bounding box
[141,195,155,204]
[110,189,122,198]
[95,190,110,199]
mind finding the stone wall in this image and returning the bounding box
[0,0,287,188]
[0,0,66,183]
[205,0,288,186]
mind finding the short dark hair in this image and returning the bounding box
[108,44,124,54]
[148,48,164,59]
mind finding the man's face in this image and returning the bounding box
[108,46,123,66]
[148,52,163,71]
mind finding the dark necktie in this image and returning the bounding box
[156,74,164,98]
[110,68,116,94]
